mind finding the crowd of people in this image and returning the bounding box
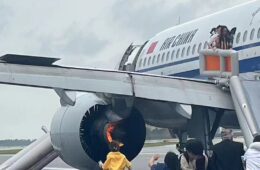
[148,128,260,170]
[208,25,236,50]
[100,128,260,170]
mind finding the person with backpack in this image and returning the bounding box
[180,139,208,170]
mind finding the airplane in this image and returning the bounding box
[1,0,260,169]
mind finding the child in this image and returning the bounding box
[102,140,132,170]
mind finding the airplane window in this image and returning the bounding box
[161,53,165,62]
[181,47,185,57]
[236,32,241,44]
[203,41,208,49]
[143,58,147,67]
[148,56,151,66]
[243,30,248,42]
[157,54,161,63]
[198,43,202,53]
[187,46,191,56]
[176,49,180,58]
[166,51,170,61]
[192,44,196,55]
[139,59,142,68]
[258,28,260,39]
[171,50,175,60]
[250,28,255,40]
[152,55,156,64]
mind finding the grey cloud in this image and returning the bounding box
[109,0,249,40]
[0,2,12,34]
[0,0,251,139]
[37,25,108,59]
[110,1,183,39]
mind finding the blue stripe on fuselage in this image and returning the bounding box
[168,56,260,78]
[136,41,260,75]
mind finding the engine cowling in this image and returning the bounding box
[50,93,146,170]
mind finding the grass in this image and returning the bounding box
[0,141,177,154]
[144,141,177,147]
[0,149,21,154]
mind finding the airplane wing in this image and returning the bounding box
[0,54,234,109]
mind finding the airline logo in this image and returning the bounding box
[159,29,198,51]
[147,41,158,54]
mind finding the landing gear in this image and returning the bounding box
[187,106,224,153]
[170,106,224,155]
[169,129,187,154]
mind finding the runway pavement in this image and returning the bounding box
[0,137,245,170]
[0,144,178,170]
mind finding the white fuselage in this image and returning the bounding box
[135,0,260,77]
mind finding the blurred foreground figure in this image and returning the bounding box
[148,152,179,170]
[243,135,260,170]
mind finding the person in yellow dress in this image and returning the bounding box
[102,140,132,170]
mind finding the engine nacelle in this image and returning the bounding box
[50,93,146,170]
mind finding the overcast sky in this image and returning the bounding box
[0,0,250,140]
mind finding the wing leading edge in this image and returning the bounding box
[0,55,234,110]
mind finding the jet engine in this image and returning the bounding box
[50,93,146,170]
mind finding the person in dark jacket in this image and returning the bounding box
[148,151,179,170]
[210,128,244,170]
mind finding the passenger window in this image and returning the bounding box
[203,41,208,49]
[152,55,156,64]
[161,53,165,62]
[157,54,161,63]
[243,30,248,42]
[236,32,241,44]
[171,50,175,60]
[138,59,142,68]
[143,58,147,67]
[187,46,191,56]
[250,28,255,40]
[148,56,151,66]
[198,43,202,53]
[257,28,260,39]
[181,47,185,57]
[166,51,170,61]
[192,44,196,55]
[176,49,180,58]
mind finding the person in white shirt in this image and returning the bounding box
[244,135,260,170]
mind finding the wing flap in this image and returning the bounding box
[0,61,234,109]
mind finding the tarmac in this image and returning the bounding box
[0,137,245,170]
[0,144,177,170]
